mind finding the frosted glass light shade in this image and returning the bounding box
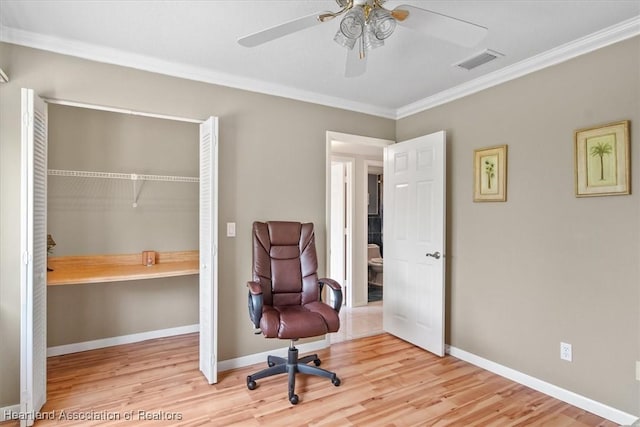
[369,8,396,40]
[334,29,357,49]
[340,8,365,39]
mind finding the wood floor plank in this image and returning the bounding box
[1,333,618,426]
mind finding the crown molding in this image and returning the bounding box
[396,15,640,119]
[0,25,397,119]
[1,15,638,122]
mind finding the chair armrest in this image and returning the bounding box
[318,278,343,313]
[247,281,263,329]
[248,281,262,296]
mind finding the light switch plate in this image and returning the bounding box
[226,222,236,237]
[560,342,572,362]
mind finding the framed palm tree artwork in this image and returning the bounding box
[473,145,507,202]
[575,120,630,197]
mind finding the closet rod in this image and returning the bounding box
[48,169,199,183]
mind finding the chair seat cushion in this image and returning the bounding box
[261,303,340,339]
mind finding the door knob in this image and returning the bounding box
[425,251,441,259]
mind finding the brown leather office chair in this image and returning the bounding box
[246,221,343,404]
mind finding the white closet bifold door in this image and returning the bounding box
[199,116,219,384]
[20,88,48,427]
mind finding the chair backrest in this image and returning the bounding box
[252,221,319,307]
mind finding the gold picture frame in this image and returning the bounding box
[474,145,507,202]
[575,120,630,197]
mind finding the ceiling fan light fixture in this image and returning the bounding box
[237,0,491,77]
[340,8,365,39]
[369,8,396,40]
[335,3,395,53]
[334,29,357,49]
[362,26,384,50]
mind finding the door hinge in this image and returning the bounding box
[22,251,31,265]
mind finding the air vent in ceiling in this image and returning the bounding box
[455,49,504,71]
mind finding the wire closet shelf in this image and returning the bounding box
[47,169,199,183]
[48,169,199,207]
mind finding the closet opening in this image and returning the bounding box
[46,102,201,356]
[21,88,218,418]
[41,102,215,378]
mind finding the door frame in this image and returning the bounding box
[329,156,354,307]
[325,131,393,308]
[20,96,219,413]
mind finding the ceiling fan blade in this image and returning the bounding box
[238,12,331,47]
[394,5,487,47]
[345,48,367,78]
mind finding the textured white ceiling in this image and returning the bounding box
[1,1,639,117]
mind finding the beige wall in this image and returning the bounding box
[397,36,640,415]
[0,42,395,406]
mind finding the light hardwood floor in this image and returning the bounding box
[332,301,383,343]
[2,331,616,426]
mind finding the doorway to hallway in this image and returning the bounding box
[326,131,393,344]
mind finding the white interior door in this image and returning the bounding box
[20,88,48,426]
[383,131,446,356]
[199,116,218,384]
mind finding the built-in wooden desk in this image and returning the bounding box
[47,250,199,286]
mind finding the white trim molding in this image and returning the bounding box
[2,17,638,120]
[217,338,329,372]
[47,324,199,357]
[46,324,330,372]
[0,25,396,119]
[396,15,640,119]
[446,345,639,426]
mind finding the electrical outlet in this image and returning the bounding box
[560,342,572,362]
[636,361,640,381]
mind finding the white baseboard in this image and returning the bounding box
[446,345,639,426]
[0,404,21,422]
[47,324,200,357]
[46,323,329,373]
[218,338,330,372]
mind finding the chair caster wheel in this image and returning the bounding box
[289,394,299,405]
[247,379,257,390]
[332,377,341,386]
[313,359,321,367]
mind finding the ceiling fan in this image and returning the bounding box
[237,0,488,77]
